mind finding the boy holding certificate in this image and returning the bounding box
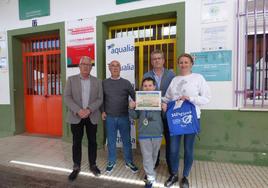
[129,77,166,188]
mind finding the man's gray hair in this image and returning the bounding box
[109,60,121,66]
[79,56,91,65]
[150,49,165,59]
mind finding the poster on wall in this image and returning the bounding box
[201,0,228,23]
[191,50,232,81]
[106,37,136,148]
[66,18,96,71]
[201,25,228,51]
[0,31,10,104]
[19,0,50,20]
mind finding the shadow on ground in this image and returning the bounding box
[0,165,142,188]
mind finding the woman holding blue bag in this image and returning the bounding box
[163,53,211,188]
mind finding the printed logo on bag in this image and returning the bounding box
[171,111,191,118]
[181,114,192,125]
[167,100,200,136]
[171,110,192,127]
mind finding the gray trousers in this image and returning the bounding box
[139,137,162,181]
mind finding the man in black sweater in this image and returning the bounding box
[102,60,138,174]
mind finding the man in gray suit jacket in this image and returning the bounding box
[64,56,103,181]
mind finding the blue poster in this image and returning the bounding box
[190,50,232,81]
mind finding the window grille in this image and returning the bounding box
[22,36,62,96]
[109,19,177,88]
[236,0,268,109]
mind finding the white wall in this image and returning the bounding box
[185,0,236,109]
[0,0,237,109]
[0,0,182,30]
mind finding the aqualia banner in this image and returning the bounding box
[106,37,135,86]
[106,37,136,148]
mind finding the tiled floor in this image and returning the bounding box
[0,135,267,188]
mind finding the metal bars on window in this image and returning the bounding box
[142,43,175,72]
[109,19,176,42]
[109,19,177,87]
[236,0,268,108]
[47,54,61,95]
[23,36,60,53]
[22,36,62,96]
[25,55,44,95]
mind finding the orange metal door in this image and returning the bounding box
[23,36,62,136]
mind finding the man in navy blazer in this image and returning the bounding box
[143,49,175,173]
[64,56,103,180]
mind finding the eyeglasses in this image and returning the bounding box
[152,57,163,61]
[80,63,92,67]
[109,64,120,68]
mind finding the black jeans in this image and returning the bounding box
[71,118,97,169]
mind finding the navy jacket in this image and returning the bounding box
[143,68,175,97]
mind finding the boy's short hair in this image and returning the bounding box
[142,77,156,86]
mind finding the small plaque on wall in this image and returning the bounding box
[19,0,50,20]
[116,0,140,5]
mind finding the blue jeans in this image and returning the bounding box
[105,115,133,164]
[169,133,196,177]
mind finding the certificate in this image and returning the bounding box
[135,91,162,111]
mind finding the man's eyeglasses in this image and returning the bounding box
[80,63,92,67]
[152,57,163,61]
[109,64,120,68]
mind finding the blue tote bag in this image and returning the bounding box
[166,100,200,136]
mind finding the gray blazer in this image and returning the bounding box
[64,74,103,124]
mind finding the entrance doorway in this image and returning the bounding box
[22,35,62,136]
[108,18,177,89]
[108,19,177,145]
